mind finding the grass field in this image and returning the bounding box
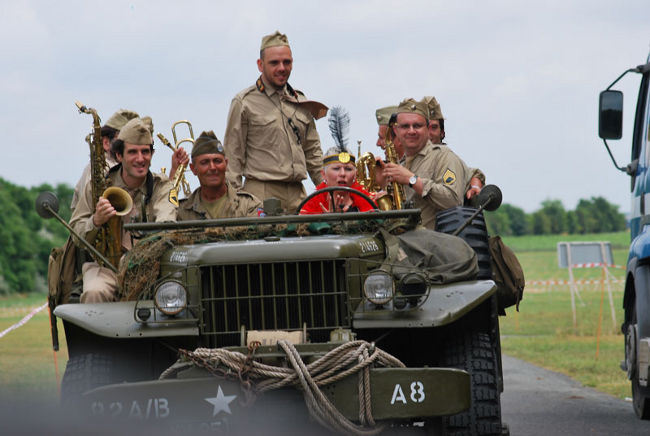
[0,230,634,402]
[500,230,630,400]
[0,293,67,401]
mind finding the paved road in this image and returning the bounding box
[501,354,650,435]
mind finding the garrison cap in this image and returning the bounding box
[422,96,444,120]
[104,109,139,130]
[375,105,398,126]
[117,118,153,145]
[396,98,429,121]
[141,116,154,134]
[260,31,290,51]
[191,130,224,158]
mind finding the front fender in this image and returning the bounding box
[54,302,199,339]
[353,280,496,328]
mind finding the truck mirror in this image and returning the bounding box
[599,90,623,139]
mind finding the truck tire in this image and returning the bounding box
[438,325,502,435]
[436,206,491,280]
[627,305,650,419]
[61,352,114,404]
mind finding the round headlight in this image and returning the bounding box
[363,272,394,305]
[154,281,187,315]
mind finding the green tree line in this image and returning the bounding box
[484,198,627,236]
[0,177,72,295]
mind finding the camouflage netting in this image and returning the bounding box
[117,220,393,301]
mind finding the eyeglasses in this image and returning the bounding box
[396,123,426,131]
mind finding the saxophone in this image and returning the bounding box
[383,126,405,210]
[75,101,133,269]
[355,127,406,210]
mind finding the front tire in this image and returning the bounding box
[627,305,650,419]
[61,352,115,404]
[438,320,502,435]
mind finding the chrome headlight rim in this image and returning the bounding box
[154,280,188,316]
[363,271,395,305]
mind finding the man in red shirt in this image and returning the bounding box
[299,148,375,214]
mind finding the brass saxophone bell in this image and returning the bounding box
[103,186,133,217]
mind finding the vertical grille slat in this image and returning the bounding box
[200,260,349,347]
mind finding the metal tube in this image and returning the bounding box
[124,209,421,231]
[44,205,118,273]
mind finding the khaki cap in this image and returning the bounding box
[396,98,429,121]
[260,31,290,51]
[117,118,153,145]
[192,130,224,158]
[422,96,444,120]
[375,105,398,126]
[104,109,139,130]
[140,116,154,134]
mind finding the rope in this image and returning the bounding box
[0,302,47,339]
[164,340,405,435]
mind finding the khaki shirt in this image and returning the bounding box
[223,77,323,188]
[437,141,485,185]
[71,155,119,212]
[70,166,176,247]
[403,141,469,229]
[177,182,262,221]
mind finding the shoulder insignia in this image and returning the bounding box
[442,169,456,186]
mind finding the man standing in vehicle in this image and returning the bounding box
[224,31,327,213]
[177,131,261,220]
[70,118,177,303]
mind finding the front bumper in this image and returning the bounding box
[83,360,469,429]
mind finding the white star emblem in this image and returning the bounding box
[205,385,237,416]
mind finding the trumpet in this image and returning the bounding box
[157,120,194,207]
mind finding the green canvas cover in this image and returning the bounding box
[380,228,478,283]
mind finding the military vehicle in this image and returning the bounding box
[38,184,510,435]
[598,55,650,420]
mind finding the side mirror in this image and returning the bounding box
[477,184,503,212]
[599,90,623,140]
[35,191,59,219]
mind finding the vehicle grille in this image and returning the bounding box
[199,260,350,347]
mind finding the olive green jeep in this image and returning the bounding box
[38,187,509,435]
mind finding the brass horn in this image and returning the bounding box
[158,120,194,206]
[102,186,133,216]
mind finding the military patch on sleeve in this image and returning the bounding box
[442,169,456,185]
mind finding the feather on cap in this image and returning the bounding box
[324,106,354,165]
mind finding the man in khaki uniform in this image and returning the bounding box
[70,118,177,303]
[421,96,485,200]
[378,99,470,229]
[71,109,140,212]
[224,31,327,214]
[178,131,261,220]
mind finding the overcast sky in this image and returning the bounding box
[1,0,648,213]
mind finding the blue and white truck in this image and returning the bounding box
[598,56,650,419]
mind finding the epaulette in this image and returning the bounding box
[236,190,256,199]
[236,83,259,100]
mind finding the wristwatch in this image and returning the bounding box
[408,175,418,187]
